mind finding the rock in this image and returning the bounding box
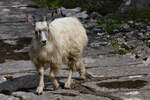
[134,22,146,31]
[97,32,106,36]
[113,29,120,33]
[119,23,130,31]
[14,46,30,53]
[90,41,108,47]
[128,20,134,24]
[138,32,144,39]
[0,60,34,74]
[12,92,37,100]
[59,7,88,19]
[90,12,102,19]
[60,7,81,16]
[146,26,150,31]
[93,28,102,33]
[3,40,17,45]
[84,19,97,29]
[12,91,110,100]
[60,7,81,14]
[0,73,39,92]
[0,94,19,100]
[74,11,88,19]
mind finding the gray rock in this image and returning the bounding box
[84,19,97,29]
[0,73,39,92]
[60,7,81,13]
[119,23,130,30]
[14,46,30,53]
[12,92,37,100]
[90,41,108,47]
[74,94,110,100]
[128,20,134,24]
[74,11,88,19]
[59,7,89,19]
[0,94,19,100]
[0,60,34,74]
[90,12,102,19]
[3,40,17,45]
[12,91,110,100]
[97,32,106,36]
[60,7,81,16]
[146,26,150,31]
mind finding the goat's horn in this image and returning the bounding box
[43,16,46,21]
[27,15,35,25]
[60,9,65,17]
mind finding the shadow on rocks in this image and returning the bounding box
[0,74,50,95]
[0,73,75,95]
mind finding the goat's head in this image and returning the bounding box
[27,9,64,46]
[35,21,49,46]
[27,15,51,46]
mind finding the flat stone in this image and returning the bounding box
[146,26,150,31]
[0,60,34,74]
[12,91,110,100]
[0,94,19,100]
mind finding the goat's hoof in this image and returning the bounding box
[36,87,44,95]
[53,83,60,90]
[55,83,60,89]
[80,75,86,80]
[64,82,71,89]
[53,86,60,90]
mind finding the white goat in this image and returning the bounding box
[28,16,88,94]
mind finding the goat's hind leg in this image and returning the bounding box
[78,58,86,80]
[36,66,44,95]
[64,69,73,89]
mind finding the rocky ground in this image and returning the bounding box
[0,0,150,100]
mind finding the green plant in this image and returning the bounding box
[110,39,130,55]
[143,32,148,40]
[98,15,125,34]
[126,9,150,22]
[32,0,60,9]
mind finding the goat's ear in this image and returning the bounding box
[46,12,54,23]
[27,15,35,26]
[47,9,57,22]
[43,16,47,21]
[60,9,65,17]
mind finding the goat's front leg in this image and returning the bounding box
[64,69,73,89]
[36,66,44,95]
[49,63,60,89]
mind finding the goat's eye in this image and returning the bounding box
[35,31,39,39]
[35,31,38,35]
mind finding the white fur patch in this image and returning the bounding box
[35,21,47,30]
[41,31,47,41]
[143,56,150,66]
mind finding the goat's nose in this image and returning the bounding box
[41,40,46,44]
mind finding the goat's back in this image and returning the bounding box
[49,17,88,51]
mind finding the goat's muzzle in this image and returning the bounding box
[41,40,47,46]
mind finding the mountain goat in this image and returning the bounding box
[28,15,88,94]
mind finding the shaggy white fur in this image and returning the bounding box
[29,17,88,95]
